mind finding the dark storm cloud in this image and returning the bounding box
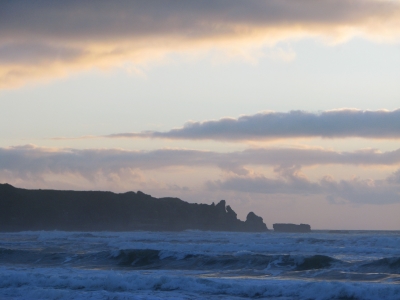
[106,109,400,141]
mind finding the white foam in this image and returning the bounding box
[1,230,399,299]
[0,266,399,300]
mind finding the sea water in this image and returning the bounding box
[0,230,399,299]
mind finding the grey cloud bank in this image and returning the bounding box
[208,169,400,205]
[3,0,398,40]
[4,0,266,41]
[1,145,400,205]
[1,0,400,87]
[2,145,400,176]
[107,109,400,141]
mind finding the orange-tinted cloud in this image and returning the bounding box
[1,0,400,88]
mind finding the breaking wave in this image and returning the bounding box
[0,266,399,300]
[1,230,399,299]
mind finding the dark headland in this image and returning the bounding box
[0,183,268,232]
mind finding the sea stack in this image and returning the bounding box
[273,223,311,233]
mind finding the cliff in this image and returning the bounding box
[273,223,311,233]
[0,183,268,232]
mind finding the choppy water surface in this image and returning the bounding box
[0,230,399,299]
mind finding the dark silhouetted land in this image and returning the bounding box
[273,223,311,232]
[0,183,268,232]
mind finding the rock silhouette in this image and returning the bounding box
[0,183,268,232]
[273,223,311,232]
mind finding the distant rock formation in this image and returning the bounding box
[0,183,268,232]
[273,223,311,233]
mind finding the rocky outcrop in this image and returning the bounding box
[245,212,268,232]
[273,223,311,232]
[0,183,269,232]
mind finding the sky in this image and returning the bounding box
[1,0,400,230]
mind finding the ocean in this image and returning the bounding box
[0,230,399,299]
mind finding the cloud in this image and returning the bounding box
[2,144,400,178]
[1,0,400,87]
[2,144,400,204]
[207,167,400,205]
[388,169,400,184]
[105,109,400,141]
[208,166,322,195]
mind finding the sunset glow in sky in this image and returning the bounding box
[1,0,400,229]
